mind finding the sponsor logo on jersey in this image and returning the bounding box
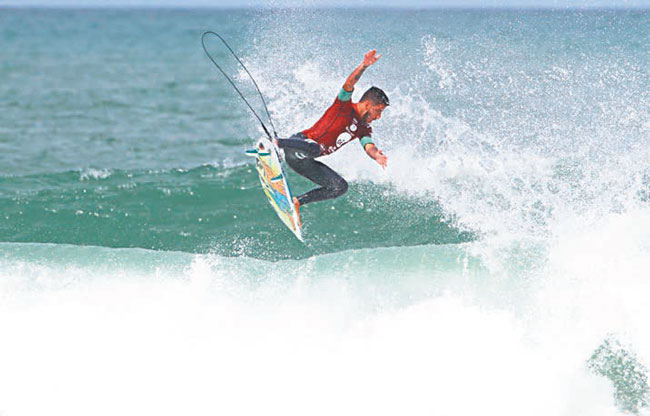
[336,132,353,147]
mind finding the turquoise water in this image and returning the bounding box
[1,8,475,257]
[1,7,650,416]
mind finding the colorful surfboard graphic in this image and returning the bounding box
[245,138,303,241]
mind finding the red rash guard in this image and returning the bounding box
[301,89,373,156]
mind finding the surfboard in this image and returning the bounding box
[245,138,303,242]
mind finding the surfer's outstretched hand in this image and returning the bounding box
[362,143,388,169]
[375,149,388,169]
[363,50,381,67]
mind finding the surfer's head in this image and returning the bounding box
[358,87,389,123]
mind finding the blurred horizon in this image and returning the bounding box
[2,1,649,9]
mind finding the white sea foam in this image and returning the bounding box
[0,241,630,416]
[245,24,650,248]
[79,168,112,181]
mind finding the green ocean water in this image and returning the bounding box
[0,165,470,257]
[0,8,483,258]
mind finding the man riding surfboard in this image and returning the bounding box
[275,50,389,212]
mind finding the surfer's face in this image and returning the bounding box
[363,103,386,124]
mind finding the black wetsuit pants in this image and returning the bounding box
[276,133,348,206]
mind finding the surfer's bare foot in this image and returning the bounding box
[293,197,302,227]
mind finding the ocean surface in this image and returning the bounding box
[1,7,649,415]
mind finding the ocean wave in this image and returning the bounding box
[0,166,471,257]
[0,234,647,415]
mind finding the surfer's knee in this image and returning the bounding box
[330,177,348,197]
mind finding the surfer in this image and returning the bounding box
[275,50,389,210]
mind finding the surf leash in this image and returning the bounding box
[201,31,278,141]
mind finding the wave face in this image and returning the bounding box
[1,7,650,416]
[0,166,470,258]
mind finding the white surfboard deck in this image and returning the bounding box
[245,138,303,242]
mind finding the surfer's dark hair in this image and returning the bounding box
[360,86,389,106]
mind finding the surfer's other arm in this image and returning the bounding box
[343,50,381,92]
[363,142,387,169]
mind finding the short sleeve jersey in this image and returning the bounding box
[301,89,373,156]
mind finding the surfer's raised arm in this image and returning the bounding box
[343,50,381,92]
